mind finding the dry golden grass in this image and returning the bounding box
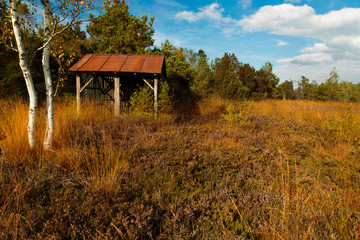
[1,97,360,239]
[0,100,128,187]
[197,98,360,238]
[0,100,31,161]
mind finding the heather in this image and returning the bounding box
[0,98,359,239]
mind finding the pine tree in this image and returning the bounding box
[87,0,155,54]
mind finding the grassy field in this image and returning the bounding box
[0,98,359,239]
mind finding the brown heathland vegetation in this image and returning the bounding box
[0,98,359,239]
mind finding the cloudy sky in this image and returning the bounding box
[127,0,360,83]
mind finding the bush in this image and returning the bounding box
[130,81,174,115]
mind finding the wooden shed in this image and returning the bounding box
[69,54,166,118]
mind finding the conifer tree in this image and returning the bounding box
[87,0,155,54]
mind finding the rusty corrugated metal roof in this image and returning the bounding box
[69,54,165,75]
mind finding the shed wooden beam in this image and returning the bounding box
[80,76,95,93]
[154,77,158,119]
[114,76,120,117]
[142,78,154,91]
[76,74,81,115]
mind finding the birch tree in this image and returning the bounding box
[5,0,97,151]
[9,0,38,150]
[41,0,97,150]
[41,0,53,150]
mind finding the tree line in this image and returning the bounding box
[1,0,360,149]
[2,1,359,103]
[274,69,360,102]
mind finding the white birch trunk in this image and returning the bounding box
[42,0,54,151]
[10,0,38,150]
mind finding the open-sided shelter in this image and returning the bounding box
[69,54,166,118]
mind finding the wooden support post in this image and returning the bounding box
[76,74,81,116]
[154,77,158,119]
[114,76,120,117]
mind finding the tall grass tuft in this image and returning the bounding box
[0,99,31,161]
[0,99,128,187]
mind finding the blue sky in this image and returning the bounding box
[126,0,360,83]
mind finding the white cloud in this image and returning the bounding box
[175,11,199,22]
[175,3,234,24]
[175,3,360,82]
[275,58,360,82]
[238,4,360,38]
[274,63,331,82]
[301,43,328,53]
[279,53,333,65]
[276,40,289,46]
[238,0,252,9]
[238,4,360,82]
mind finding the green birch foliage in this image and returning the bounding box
[0,1,11,47]
[274,80,296,100]
[338,81,360,102]
[51,23,89,96]
[323,67,340,101]
[87,0,155,54]
[295,77,319,100]
[0,1,44,99]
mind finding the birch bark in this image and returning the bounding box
[9,0,37,150]
[42,0,54,150]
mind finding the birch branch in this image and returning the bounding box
[29,18,80,66]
